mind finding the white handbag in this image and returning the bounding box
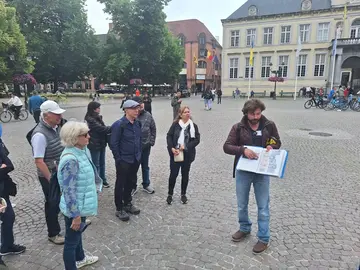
[174,150,184,162]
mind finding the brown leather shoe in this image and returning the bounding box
[231,230,250,242]
[252,241,269,254]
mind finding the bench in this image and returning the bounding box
[240,93,247,98]
[279,91,294,98]
[253,91,266,98]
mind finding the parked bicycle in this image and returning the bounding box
[0,103,29,123]
[324,98,349,111]
[304,95,326,109]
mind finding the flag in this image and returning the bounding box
[207,50,213,61]
[212,55,219,64]
[343,4,347,20]
[193,54,198,64]
[332,35,337,56]
[249,39,254,66]
[296,36,302,58]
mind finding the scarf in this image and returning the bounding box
[177,119,195,147]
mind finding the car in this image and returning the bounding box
[97,87,115,94]
[181,89,191,98]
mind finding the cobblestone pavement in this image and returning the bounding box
[1,97,360,270]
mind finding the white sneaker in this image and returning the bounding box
[76,255,99,269]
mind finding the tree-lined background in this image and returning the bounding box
[0,0,184,92]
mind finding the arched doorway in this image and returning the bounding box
[350,18,360,38]
[341,56,360,90]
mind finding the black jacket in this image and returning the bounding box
[0,142,14,198]
[85,114,111,150]
[166,122,200,163]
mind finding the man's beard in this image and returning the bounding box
[248,118,259,125]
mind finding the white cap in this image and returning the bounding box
[40,100,66,114]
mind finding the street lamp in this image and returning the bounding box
[269,62,284,100]
[131,67,140,94]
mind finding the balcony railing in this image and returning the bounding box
[334,38,360,46]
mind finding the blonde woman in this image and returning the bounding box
[166,106,200,205]
[58,122,102,270]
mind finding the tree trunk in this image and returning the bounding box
[53,77,59,93]
[14,84,22,97]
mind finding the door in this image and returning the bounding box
[341,71,351,87]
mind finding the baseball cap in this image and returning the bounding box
[132,96,143,103]
[40,100,66,114]
[123,100,140,109]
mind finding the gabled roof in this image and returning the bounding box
[226,0,331,20]
[167,19,222,48]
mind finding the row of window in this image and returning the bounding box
[230,23,336,47]
[229,54,326,79]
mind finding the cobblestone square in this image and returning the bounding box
[1,97,359,269]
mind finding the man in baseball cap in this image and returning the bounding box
[30,100,66,245]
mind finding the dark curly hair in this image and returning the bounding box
[242,99,266,115]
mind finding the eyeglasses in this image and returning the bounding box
[79,133,88,137]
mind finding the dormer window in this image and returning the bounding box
[301,0,312,11]
[178,34,186,46]
[248,5,257,16]
[198,33,206,45]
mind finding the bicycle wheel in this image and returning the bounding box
[19,109,29,121]
[341,103,349,111]
[324,103,335,111]
[304,100,313,109]
[0,111,12,123]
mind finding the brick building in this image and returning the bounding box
[167,19,222,92]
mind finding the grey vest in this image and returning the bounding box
[32,120,64,177]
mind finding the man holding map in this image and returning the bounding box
[223,99,281,255]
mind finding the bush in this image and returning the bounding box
[63,88,87,93]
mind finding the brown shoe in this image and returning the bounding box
[231,230,250,242]
[252,241,269,254]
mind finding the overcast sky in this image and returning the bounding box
[86,0,246,44]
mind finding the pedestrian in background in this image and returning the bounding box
[110,100,142,222]
[217,89,222,104]
[58,121,101,270]
[171,91,182,120]
[85,101,112,188]
[166,106,200,205]
[143,92,152,115]
[28,91,45,123]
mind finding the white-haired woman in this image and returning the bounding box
[57,121,101,270]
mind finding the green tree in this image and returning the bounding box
[8,0,98,91]
[99,0,183,87]
[0,0,33,83]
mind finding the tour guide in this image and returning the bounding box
[223,99,281,255]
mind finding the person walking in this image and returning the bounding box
[131,97,156,195]
[171,91,182,120]
[166,106,200,205]
[110,100,142,222]
[57,121,100,270]
[223,99,281,255]
[28,91,45,123]
[143,92,152,115]
[0,141,26,266]
[120,93,131,109]
[85,101,112,188]
[31,100,66,245]
[217,89,222,104]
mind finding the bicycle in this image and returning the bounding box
[304,95,326,109]
[324,98,349,111]
[0,103,29,123]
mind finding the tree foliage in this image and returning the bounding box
[0,0,33,82]
[8,0,98,91]
[98,0,183,85]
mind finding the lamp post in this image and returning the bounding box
[131,67,140,94]
[269,62,284,100]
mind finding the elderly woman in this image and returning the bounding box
[58,121,101,270]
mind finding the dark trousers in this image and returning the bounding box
[115,161,140,210]
[217,96,222,104]
[168,158,191,196]
[135,146,151,189]
[39,177,61,237]
[90,148,107,182]
[0,197,15,250]
[10,105,22,119]
[63,216,85,270]
[33,110,41,123]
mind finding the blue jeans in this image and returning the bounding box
[0,197,15,250]
[90,148,107,183]
[140,146,151,187]
[63,216,85,270]
[235,170,270,243]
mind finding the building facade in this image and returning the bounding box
[221,0,360,96]
[167,19,222,92]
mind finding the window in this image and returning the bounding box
[230,30,240,47]
[229,58,239,79]
[263,27,273,45]
[198,61,207,69]
[299,24,310,43]
[261,56,271,78]
[280,26,291,44]
[183,62,187,69]
[314,54,326,77]
[199,33,206,45]
[246,29,256,46]
[179,35,185,46]
[317,23,329,42]
[278,56,289,77]
[199,49,206,57]
[297,55,307,77]
[245,57,254,78]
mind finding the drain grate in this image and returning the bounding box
[309,132,332,137]
[299,128,313,131]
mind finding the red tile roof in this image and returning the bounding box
[167,19,222,48]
